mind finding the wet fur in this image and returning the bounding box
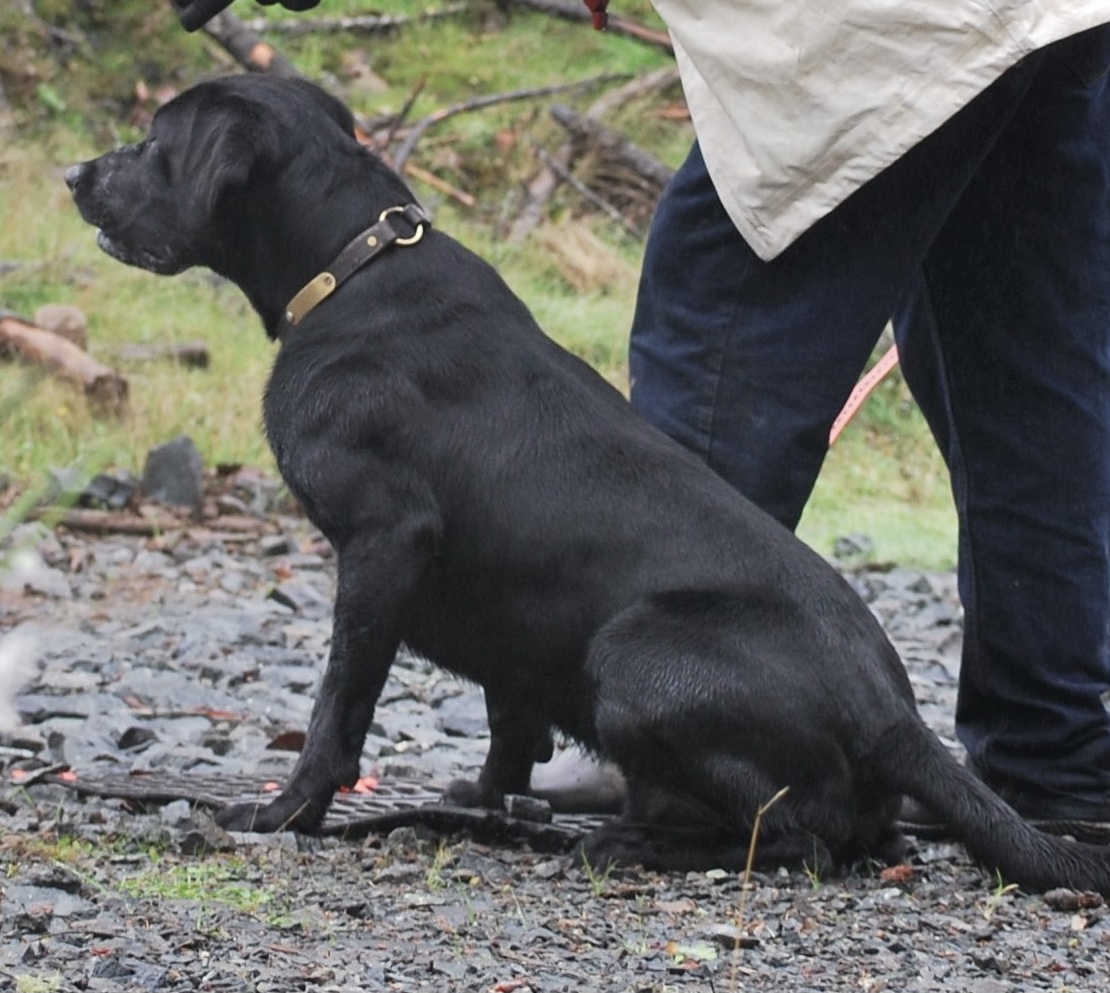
[67,75,1110,892]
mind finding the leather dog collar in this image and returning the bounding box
[280,203,430,331]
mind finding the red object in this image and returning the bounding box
[583,0,609,30]
[828,343,900,444]
[338,775,379,795]
[880,863,915,883]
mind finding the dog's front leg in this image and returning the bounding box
[218,525,432,833]
[445,692,553,808]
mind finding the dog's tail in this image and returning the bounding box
[878,721,1110,895]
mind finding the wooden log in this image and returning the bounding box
[33,303,88,350]
[534,145,643,238]
[115,340,211,369]
[0,314,129,417]
[509,67,682,242]
[200,10,303,78]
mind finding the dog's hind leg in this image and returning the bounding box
[582,590,849,873]
[580,758,833,874]
[444,690,554,808]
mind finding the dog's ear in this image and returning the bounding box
[180,103,279,220]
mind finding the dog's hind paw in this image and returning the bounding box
[579,820,795,875]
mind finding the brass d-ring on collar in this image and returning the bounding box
[379,205,425,246]
[281,203,430,331]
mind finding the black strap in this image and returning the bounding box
[280,204,429,331]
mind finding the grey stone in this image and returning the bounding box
[141,434,204,512]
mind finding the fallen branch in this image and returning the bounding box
[535,145,642,238]
[585,64,681,119]
[374,76,427,155]
[391,73,631,171]
[509,142,573,243]
[114,340,211,369]
[0,313,128,417]
[30,508,172,536]
[200,10,302,77]
[507,0,673,52]
[509,66,682,241]
[403,162,477,207]
[550,103,674,190]
[33,506,273,537]
[243,5,471,36]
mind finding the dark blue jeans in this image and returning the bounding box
[629,26,1110,807]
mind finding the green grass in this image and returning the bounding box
[116,854,278,914]
[0,1,957,570]
[0,146,274,479]
[800,373,957,570]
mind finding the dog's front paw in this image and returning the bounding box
[217,793,326,834]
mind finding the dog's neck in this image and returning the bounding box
[219,160,424,339]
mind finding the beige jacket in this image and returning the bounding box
[653,1,1110,260]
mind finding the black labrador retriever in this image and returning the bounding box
[67,75,1110,891]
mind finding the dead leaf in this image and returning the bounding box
[880,864,915,883]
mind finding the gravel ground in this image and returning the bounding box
[2,484,1109,992]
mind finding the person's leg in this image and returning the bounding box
[629,51,1044,530]
[894,25,1110,814]
[629,143,879,529]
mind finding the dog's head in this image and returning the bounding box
[65,76,373,278]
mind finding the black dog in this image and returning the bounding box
[67,75,1110,891]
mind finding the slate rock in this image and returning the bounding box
[141,435,205,512]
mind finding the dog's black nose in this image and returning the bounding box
[64,163,84,192]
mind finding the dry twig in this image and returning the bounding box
[506,0,673,52]
[200,10,302,78]
[243,5,471,36]
[391,73,631,170]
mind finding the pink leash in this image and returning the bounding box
[828,344,901,445]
